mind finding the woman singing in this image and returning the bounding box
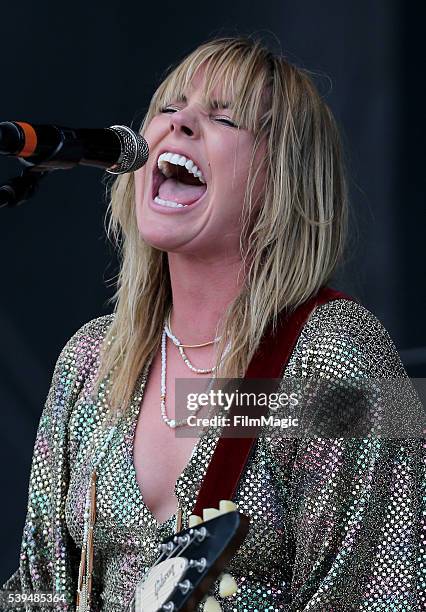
[2,36,424,611]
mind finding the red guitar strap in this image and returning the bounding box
[192,286,355,515]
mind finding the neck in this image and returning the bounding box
[167,252,245,344]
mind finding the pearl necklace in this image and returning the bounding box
[164,317,217,374]
[167,310,222,348]
[161,327,215,428]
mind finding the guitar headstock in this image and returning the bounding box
[130,500,249,611]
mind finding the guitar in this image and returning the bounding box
[127,500,249,612]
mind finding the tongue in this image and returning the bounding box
[158,178,207,205]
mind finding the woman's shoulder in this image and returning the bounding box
[292,296,407,378]
[54,313,115,373]
[64,313,115,345]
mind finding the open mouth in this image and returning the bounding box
[152,153,208,209]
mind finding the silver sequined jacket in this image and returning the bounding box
[1,299,425,611]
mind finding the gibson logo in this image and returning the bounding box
[155,564,176,599]
[136,557,187,611]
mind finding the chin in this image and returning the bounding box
[137,224,169,250]
[136,201,190,253]
[136,221,183,253]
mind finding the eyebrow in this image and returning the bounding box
[175,93,232,110]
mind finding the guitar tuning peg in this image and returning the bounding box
[218,500,238,514]
[202,507,220,521]
[191,501,237,526]
[188,514,202,527]
[218,572,238,597]
[203,595,223,611]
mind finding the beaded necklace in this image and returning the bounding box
[164,314,218,374]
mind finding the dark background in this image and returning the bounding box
[1,0,424,582]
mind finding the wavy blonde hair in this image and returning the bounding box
[96,35,348,413]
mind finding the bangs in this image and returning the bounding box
[149,37,272,133]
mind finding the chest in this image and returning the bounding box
[132,349,206,524]
[65,360,298,611]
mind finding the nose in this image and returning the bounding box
[168,108,199,138]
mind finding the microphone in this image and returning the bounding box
[0,121,149,174]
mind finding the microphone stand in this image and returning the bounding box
[0,128,100,208]
[0,166,49,208]
[0,123,148,208]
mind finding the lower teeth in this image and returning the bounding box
[154,196,187,208]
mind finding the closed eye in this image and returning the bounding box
[159,106,237,128]
[159,107,179,114]
[214,117,237,127]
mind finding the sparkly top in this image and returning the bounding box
[2,298,425,611]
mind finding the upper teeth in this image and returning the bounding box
[157,152,206,184]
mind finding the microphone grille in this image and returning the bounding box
[106,125,149,174]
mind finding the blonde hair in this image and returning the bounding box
[96,35,348,412]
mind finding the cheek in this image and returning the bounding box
[213,151,248,200]
[230,137,258,189]
[220,138,267,221]
[227,158,255,208]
